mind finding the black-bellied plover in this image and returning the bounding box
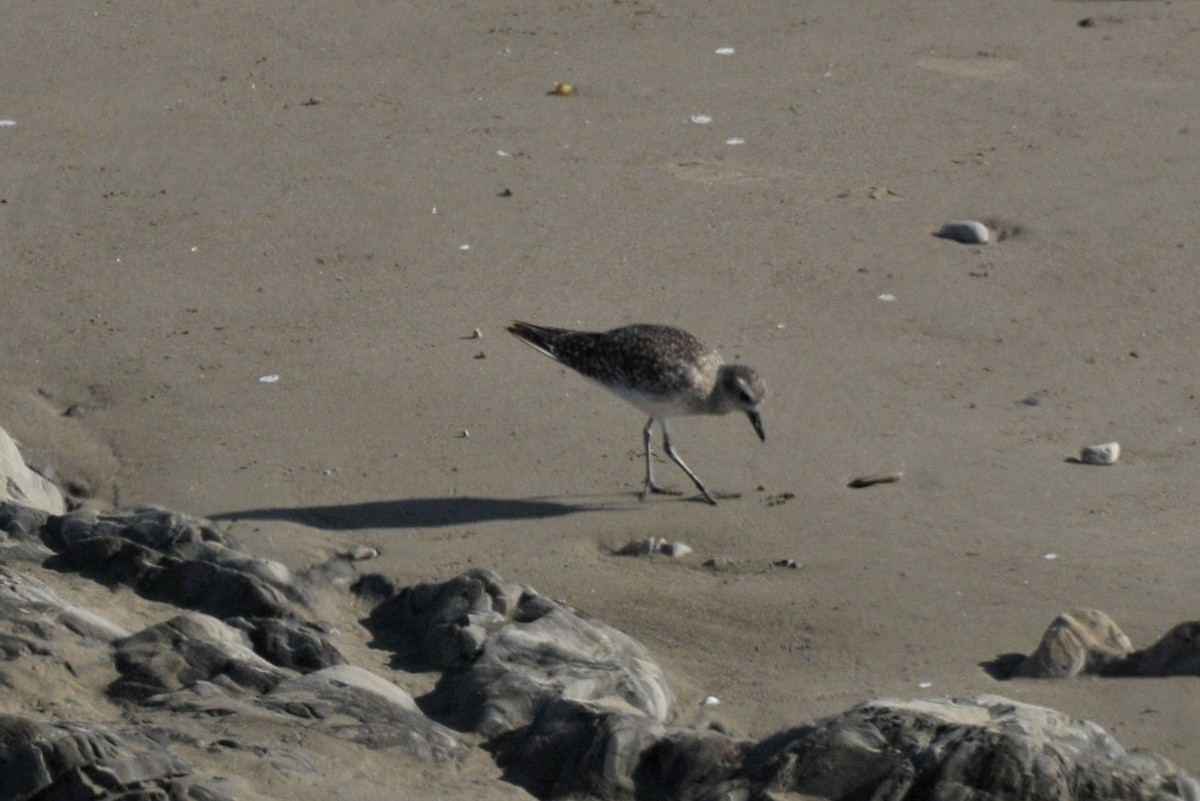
[507,321,766,504]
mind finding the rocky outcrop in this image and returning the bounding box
[110,612,290,701]
[1,420,1198,801]
[260,664,469,758]
[0,714,235,801]
[1013,608,1134,678]
[493,698,741,800]
[1013,609,1200,679]
[0,426,64,515]
[726,695,1198,801]
[363,568,675,737]
[1122,621,1200,677]
[494,694,1200,801]
[0,501,53,561]
[41,506,310,619]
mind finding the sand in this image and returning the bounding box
[4,0,1200,791]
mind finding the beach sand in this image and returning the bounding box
[4,1,1200,794]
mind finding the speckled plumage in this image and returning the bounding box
[507,321,766,504]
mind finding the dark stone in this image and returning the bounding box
[110,613,288,702]
[0,564,129,645]
[1012,609,1133,678]
[41,506,309,620]
[364,568,675,736]
[0,501,52,561]
[227,616,347,672]
[728,695,1198,801]
[260,665,469,759]
[1125,622,1200,677]
[0,713,235,801]
[494,699,740,801]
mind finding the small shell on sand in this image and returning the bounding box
[618,537,693,558]
[1080,442,1120,465]
[936,220,990,244]
[550,82,575,96]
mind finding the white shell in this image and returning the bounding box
[661,541,694,558]
[1079,442,1120,465]
[936,220,990,244]
[618,537,692,558]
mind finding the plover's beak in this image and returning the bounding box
[748,410,765,442]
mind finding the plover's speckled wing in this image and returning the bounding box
[508,322,719,415]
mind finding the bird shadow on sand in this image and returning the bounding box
[208,495,621,530]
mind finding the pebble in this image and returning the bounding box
[1079,442,1120,465]
[848,471,903,489]
[342,546,379,561]
[936,220,990,244]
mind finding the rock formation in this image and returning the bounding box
[0,423,1197,800]
[1012,608,1200,680]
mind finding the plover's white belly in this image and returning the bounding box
[606,381,705,419]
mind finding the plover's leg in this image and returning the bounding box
[640,417,681,499]
[659,419,718,505]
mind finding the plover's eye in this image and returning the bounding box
[731,380,754,404]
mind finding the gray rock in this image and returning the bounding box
[0,713,235,801]
[0,564,130,646]
[42,506,309,619]
[1012,611,1200,679]
[1013,608,1134,678]
[0,500,53,560]
[494,698,739,800]
[725,695,1198,801]
[365,568,675,736]
[261,665,469,759]
[110,612,289,701]
[1126,621,1200,676]
[45,505,223,551]
[497,694,1199,801]
[227,616,347,672]
[0,564,131,706]
[0,425,65,515]
[1080,441,1121,465]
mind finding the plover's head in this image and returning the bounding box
[717,364,766,441]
